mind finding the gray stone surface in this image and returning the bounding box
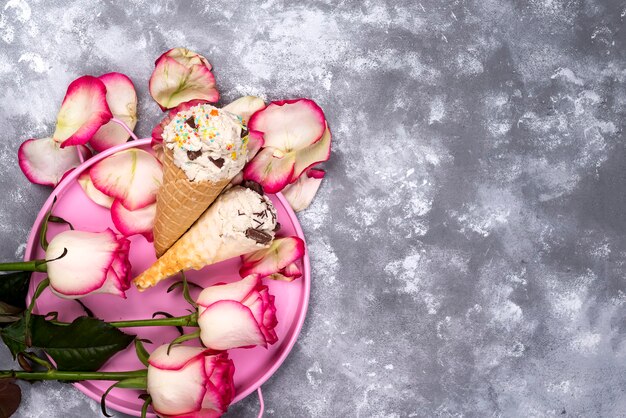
[0,0,625,416]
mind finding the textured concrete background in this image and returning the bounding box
[0,0,625,417]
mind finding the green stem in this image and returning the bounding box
[0,260,47,272]
[108,313,198,328]
[0,369,147,382]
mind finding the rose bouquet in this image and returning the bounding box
[0,47,331,417]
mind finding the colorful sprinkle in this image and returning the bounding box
[210,109,219,116]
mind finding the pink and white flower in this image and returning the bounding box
[45,229,132,299]
[240,237,305,282]
[147,345,235,418]
[149,48,219,111]
[196,275,278,351]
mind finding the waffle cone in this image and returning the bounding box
[134,187,269,291]
[153,147,230,257]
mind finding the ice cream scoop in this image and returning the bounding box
[162,103,247,182]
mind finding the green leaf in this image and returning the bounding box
[31,316,135,371]
[0,271,31,312]
[0,315,135,371]
[0,318,27,358]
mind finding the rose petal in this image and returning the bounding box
[247,99,325,151]
[291,126,331,183]
[148,355,207,416]
[198,300,267,350]
[282,262,302,278]
[18,137,91,187]
[90,148,163,210]
[282,167,325,212]
[222,96,266,123]
[242,147,295,194]
[45,229,119,297]
[267,272,298,282]
[240,237,305,278]
[149,48,219,111]
[77,171,114,208]
[111,199,156,241]
[196,275,260,314]
[148,345,208,370]
[53,75,113,147]
[246,130,264,161]
[90,73,138,152]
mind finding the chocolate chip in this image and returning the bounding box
[241,180,264,195]
[273,222,281,232]
[187,150,202,160]
[241,128,249,138]
[245,228,272,245]
[209,157,225,168]
[185,116,196,129]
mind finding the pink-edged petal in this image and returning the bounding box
[77,171,114,208]
[198,300,267,350]
[203,353,235,414]
[148,356,207,416]
[149,48,219,111]
[18,137,91,187]
[268,272,298,282]
[282,262,302,278]
[222,96,266,123]
[242,147,295,194]
[53,75,113,147]
[152,99,210,144]
[196,275,259,314]
[246,130,264,161]
[240,237,305,278]
[111,199,156,241]
[90,148,163,210]
[247,99,325,151]
[282,167,326,212]
[291,126,331,182]
[90,72,138,152]
[45,229,119,298]
[148,345,208,370]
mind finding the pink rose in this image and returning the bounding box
[45,228,131,299]
[147,345,235,418]
[196,275,278,350]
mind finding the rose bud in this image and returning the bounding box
[147,345,235,418]
[45,229,132,299]
[196,275,278,351]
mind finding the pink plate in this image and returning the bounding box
[24,138,310,417]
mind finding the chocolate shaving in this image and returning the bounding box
[241,128,249,138]
[185,116,197,129]
[187,150,202,161]
[253,218,263,227]
[273,222,281,232]
[245,228,272,245]
[253,211,267,218]
[209,157,225,168]
[241,180,264,195]
[238,210,244,216]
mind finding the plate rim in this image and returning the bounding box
[24,138,311,416]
